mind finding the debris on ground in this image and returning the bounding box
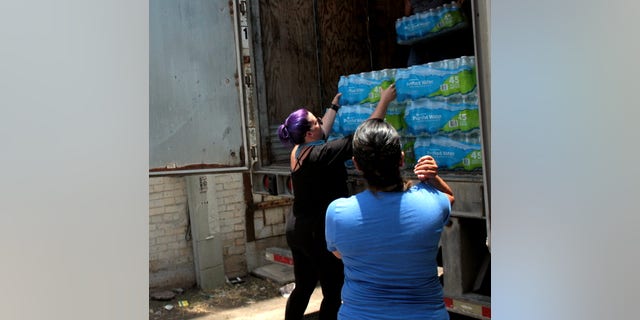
[149,275,283,320]
[279,282,296,298]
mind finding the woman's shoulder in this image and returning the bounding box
[407,181,440,195]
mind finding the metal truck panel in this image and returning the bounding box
[150,0,247,173]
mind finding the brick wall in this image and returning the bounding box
[149,176,194,289]
[252,195,288,239]
[150,173,281,289]
[212,174,247,277]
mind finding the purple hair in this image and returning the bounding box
[277,108,311,147]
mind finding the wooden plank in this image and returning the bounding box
[317,0,407,105]
[367,0,408,70]
[258,0,320,123]
[317,0,370,105]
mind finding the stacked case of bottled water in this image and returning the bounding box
[395,1,467,45]
[332,68,398,138]
[332,56,481,172]
[399,56,481,171]
[329,69,398,168]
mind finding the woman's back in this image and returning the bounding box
[325,183,451,320]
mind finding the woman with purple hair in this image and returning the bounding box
[277,84,396,320]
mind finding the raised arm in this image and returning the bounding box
[369,83,397,120]
[414,155,455,205]
[321,93,342,137]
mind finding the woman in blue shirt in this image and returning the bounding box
[325,118,455,320]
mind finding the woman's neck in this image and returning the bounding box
[367,180,411,193]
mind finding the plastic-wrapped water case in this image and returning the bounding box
[414,136,481,171]
[338,69,396,105]
[384,101,406,133]
[395,56,476,101]
[404,96,478,135]
[338,103,375,136]
[396,1,466,45]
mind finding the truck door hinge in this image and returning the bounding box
[244,73,252,87]
[239,0,247,15]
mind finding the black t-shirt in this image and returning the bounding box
[291,135,353,222]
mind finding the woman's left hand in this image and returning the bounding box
[414,155,438,181]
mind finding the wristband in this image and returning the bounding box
[330,104,340,112]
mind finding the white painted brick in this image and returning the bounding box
[257,225,273,239]
[224,181,242,190]
[168,242,184,250]
[150,216,164,224]
[162,189,185,198]
[220,225,234,234]
[224,231,244,240]
[158,235,176,244]
[272,223,285,236]
[223,238,235,247]
[162,197,177,206]
[149,199,164,209]
[149,230,165,239]
[162,213,180,222]
[224,204,241,212]
[264,209,284,225]
[174,197,187,205]
[151,243,168,252]
[163,228,181,236]
[222,217,243,225]
[149,207,165,216]
[215,175,233,185]
[233,208,245,218]
[227,246,245,255]
[164,205,185,214]
[217,189,235,199]
[149,192,164,200]
[254,215,264,231]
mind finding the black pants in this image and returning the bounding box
[284,215,344,320]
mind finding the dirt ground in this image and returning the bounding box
[149,275,322,320]
[149,275,475,320]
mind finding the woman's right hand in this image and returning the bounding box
[380,83,397,104]
[369,83,397,120]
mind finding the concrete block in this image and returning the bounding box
[265,247,293,266]
[251,263,294,285]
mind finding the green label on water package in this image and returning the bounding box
[385,103,406,131]
[430,10,464,33]
[428,69,476,97]
[450,150,482,171]
[360,79,394,104]
[442,109,479,132]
